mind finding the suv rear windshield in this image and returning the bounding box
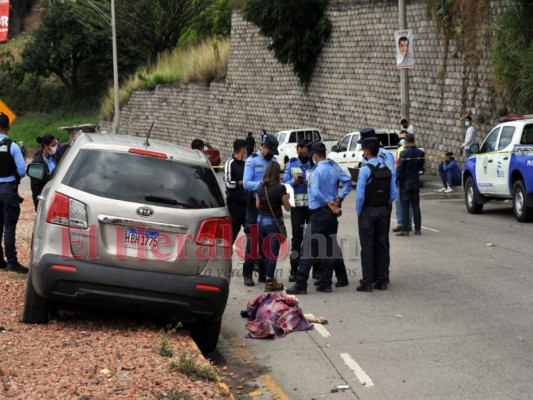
[62,149,225,209]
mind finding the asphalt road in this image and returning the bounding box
[215,175,533,400]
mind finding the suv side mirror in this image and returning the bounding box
[330,145,338,152]
[27,163,46,180]
[470,144,480,154]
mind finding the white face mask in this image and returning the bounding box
[400,139,406,146]
[49,144,58,155]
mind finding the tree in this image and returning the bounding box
[242,0,331,87]
[21,0,109,94]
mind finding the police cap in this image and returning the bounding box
[357,127,377,144]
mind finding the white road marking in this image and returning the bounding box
[314,324,331,338]
[340,353,375,388]
[391,218,441,233]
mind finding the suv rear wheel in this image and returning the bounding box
[512,180,533,222]
[465,177,483,214]
[189,319,222,355]
[21,268,51,324]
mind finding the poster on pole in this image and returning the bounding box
[395,29,415,69]
[0,0,9,42]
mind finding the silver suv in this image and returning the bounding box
[22,132,232,353]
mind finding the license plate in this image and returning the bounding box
[124,228,159,249]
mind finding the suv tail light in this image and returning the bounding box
[46,192,88,229]
[196,217,232,248]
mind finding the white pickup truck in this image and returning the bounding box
[275,128,337,169]
[463,116,533,222]
[326,129,401,175]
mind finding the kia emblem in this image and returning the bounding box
[137,207,154,217]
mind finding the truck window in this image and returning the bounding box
[521,124,533,144]
[349,134,359,151]
[304,131,313,142]
[389,133,400,147]
[338,136,350,152]
[277,132,286,144]
[498,127,515,150]
[296,131,304,143]
[480,127,500,153]
[289,132,297,143]
[313,131,320,141]
[376,133,389,147]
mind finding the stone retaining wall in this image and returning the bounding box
[102,0,513,172]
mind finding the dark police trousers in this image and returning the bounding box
[401,184,421,232]
[227,199,247,246]
[358,205,390,286]
[295,207,337,289]
[0,182,22,264]
[242,203,265,279]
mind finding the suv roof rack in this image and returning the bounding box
[499,114,533,122]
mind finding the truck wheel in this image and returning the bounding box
[20,268,51,324]
[465,177,483,214]
[189,319,222,355]
[512,180,533,222]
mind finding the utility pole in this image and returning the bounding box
[399,0,410,121]
[111,0,120,134]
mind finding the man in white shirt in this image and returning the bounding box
[460,116,476,156]
[400,118,414,134]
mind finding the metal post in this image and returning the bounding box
[399,0,410,121]
[111,0,120,134]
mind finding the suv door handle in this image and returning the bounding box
[488,159,493,163]
[503,157,509,160]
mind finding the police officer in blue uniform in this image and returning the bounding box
[242,134,279,286]
[286,141,352,294]
[355,138,398,292]
[0,113,28,274]
[283,141,315,282]
[358,128,396,284]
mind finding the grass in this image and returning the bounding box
[169,354,218,382]
[8,109,99,148]
[100,37,230,120]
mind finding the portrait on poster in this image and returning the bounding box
[395,30,415,69]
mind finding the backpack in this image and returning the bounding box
[364,163,391,207]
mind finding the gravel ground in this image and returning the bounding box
[0,194,233,400]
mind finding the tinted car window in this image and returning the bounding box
[338,136,350,152]
[349,135,359,151]
[62,149,225,209]
[289,132,297,143]
[521,124,533,144]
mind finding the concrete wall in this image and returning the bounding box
[102,0,513,172]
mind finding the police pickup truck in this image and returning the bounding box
[275,128,337,170]
[463,115,533,222]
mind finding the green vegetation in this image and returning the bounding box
[100,38,229,120]
[157,390,191,400]
[2,0,232,136]
[8,109,99,145]
[169,354,218,381]
[242,0,331,87]
[491,0,533,112]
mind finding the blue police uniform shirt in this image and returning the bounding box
[0,133,26,182]
[361,147,396,181]
[45,154,57,174]
[243,151,278,196]
[356,157,398,216]
[308,160,352,210]
[283,158,314,193]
